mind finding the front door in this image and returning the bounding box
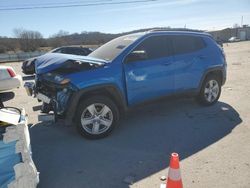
[124,35,175,105]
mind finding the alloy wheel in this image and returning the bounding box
[204,80,219,103]
[80,103,113,135]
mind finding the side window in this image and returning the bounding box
[194,37,206,49]
[60,48,67,54]
[70,48,80,55]
[76,48,87,55]
[61,48,86,55]
[131,35,173,61]
[64,48,74,55]
[173,36,206,55]
[53,48,62,53]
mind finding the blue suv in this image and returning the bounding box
[25,30,227,139]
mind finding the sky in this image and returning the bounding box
[0,0,250,38]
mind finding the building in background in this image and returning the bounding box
[208,25,250,42]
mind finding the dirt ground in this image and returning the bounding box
[3,41,250,188]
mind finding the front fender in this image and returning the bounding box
[65,84,127,122]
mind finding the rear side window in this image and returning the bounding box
[133,35,173,60]
[63,48,76,55]
[173,35,206,55]
[70,48,85,55]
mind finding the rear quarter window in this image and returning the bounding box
[173,35,206,55]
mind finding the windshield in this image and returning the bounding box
[88,34,143,61]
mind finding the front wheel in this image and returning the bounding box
[197,75,221,106]
[75,96,119,139]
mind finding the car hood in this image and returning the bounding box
[35,53,108,74]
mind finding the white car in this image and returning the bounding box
[0,66,22,92]
[228,37,240,42]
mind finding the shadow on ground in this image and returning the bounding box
[29,98,242,188]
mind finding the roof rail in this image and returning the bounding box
[148,29,204,33]
[148,29,172,32]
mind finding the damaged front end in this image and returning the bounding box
[24,53,106,122]
[24,69,78,122]
[36,71,76,115]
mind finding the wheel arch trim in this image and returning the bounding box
[198,66,225,92]
[65,84,127,122]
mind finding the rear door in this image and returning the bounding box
[172,35,207,92]
[124,35,175,105]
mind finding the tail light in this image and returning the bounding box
[7,68,16,77]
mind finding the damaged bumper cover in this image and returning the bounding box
[24,75,76,121]
[24,53,107,122]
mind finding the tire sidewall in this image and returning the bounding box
[76,95,119,139]
[198,75,221,106]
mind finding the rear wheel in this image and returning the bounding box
[76,96,119,139]
[197,75,221,106]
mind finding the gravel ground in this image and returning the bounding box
[3,41,250,188]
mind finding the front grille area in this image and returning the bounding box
[35,78,72,115]
[36,80,59,98]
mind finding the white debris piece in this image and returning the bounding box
[0,108,20,125]
[8,163,39,188]
[1,108,39,188]
[160,175,166,181]
[2,126,20,143]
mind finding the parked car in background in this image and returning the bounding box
[24,31,227,139]
[52,46,93,55]
[22,46,93,75]
[228,37,240,42]
[0,66,22,92]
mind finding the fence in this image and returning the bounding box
[0,51,45,63]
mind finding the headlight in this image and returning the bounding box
[54,75,70,84]
[59,78,70,84]
[54,75,64,82]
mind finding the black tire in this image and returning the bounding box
[41,102,52,113]
[75,95,119,139]
[197,75,221,106]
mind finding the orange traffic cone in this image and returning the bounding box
[166,153,183,188]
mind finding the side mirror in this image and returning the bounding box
[125,50,147,63]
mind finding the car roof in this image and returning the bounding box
[56,46,89,49]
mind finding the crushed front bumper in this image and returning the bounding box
[24,82,35,96]
[24,80,73,122]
